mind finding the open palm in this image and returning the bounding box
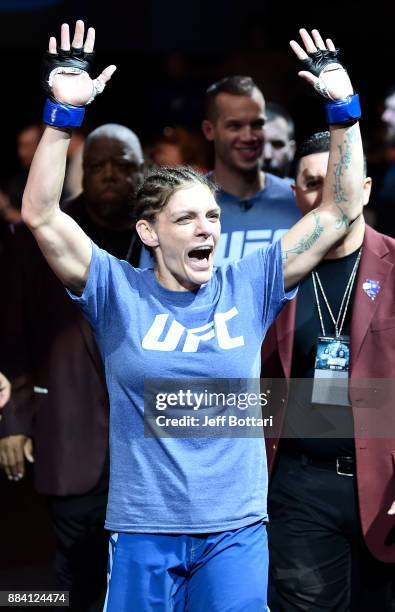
[48,20,116,106]
[290,29,353,101]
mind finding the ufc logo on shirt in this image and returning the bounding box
[142,307,245,352]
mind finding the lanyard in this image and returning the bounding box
[311,248,362,338]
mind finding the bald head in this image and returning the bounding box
[84,123,144,165]
[82,123,144,230]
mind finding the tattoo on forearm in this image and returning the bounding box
[282,212,324,261]
[334,204,349,230]
[332,126,358,229]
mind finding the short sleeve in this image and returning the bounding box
[233,238,297,333]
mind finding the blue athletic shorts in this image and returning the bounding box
[103,520,269,611]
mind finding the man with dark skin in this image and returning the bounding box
[0,123,144,612]
[82,124,144,236]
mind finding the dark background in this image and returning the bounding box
[1,0,394,595]
[0,0,394,181]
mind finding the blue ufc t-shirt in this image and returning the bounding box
[68,239,295,533]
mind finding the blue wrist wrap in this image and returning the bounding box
[325,94,361,125]
[42,99,85,128]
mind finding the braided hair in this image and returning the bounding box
[134,166,217,224]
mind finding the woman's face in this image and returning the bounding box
[139,183,221,291]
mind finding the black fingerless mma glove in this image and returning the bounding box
[299,48,342,76]
[40,46,95,102]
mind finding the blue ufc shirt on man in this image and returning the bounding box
[215,173,300,266]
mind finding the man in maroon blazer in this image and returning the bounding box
[0,123,144,612]
[263,131,395,611]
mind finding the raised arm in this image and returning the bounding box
[22,21,116,294]
[282,29,364,289]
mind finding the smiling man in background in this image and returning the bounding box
[202,76,300,266]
